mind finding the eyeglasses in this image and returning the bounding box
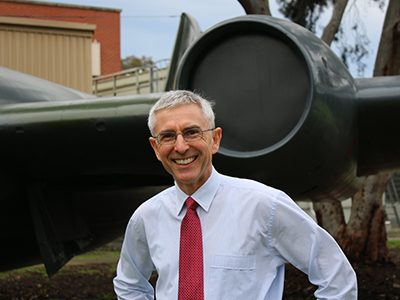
[154,128,215,145]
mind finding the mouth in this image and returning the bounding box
[174,157,196,165]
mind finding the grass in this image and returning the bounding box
[2,239,400,279]
[0,248,119,279]
[0,265,48,278]
[74,250,120,260]
[84,294,116,300]
[387,227,400,238]
[387,239,400,249]
[1,241,400,299]
[0,248,119,300]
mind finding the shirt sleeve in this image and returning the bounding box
[269,191,357,300]
[113,215,155,300]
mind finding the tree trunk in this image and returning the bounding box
[308,0,349,245]
[374,0,400,76]
[314,0,399,263]
[237,0,271,15]
[335,174,393,262]
[313,198,345,237]
[320,0,349,46]
[314,174,393,262]
[332,0,400,262]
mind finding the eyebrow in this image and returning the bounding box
[159,125,201,134]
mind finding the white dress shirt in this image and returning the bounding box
[114,167,357,299]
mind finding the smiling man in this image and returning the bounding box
[148,101,221,195]
[113,90,357,300]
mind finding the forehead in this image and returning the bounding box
[154,104,207,132]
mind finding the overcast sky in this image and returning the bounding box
[32,0,388,78]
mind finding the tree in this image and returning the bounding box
[314,0,398,263]
[374,0,400,77]
[238,0,396,263]
[320,0,348,45]
[278,0,370,76]
[336,174,393,262]
[121,55,154,70]
[237,0,271,15]
[318,0,399,263]
[278,0,328,33]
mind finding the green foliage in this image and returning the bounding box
[277,0,329,33]
[336,0,387,76]
[277,0,387,77]
[121,55,154,70]
[335,9,371,77]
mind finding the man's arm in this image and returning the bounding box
[270,192,357,299]
[113,217,155,300]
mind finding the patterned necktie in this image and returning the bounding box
[178,197,204,300]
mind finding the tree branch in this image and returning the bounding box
[237,0,271,15]
[320,0,349,46]
[374,0,400,76]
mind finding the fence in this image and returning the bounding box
[92,59,169,97]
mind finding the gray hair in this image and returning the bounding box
[148,90,216,136]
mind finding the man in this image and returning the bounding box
[113,90,357,299]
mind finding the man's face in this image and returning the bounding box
[149,104,222,195]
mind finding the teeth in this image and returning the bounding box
[175,157,195,165]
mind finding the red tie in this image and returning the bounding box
[178,197,204,300]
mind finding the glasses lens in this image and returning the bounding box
[183,128,202,142]
[158,132,176,144]
[157,128,205,144]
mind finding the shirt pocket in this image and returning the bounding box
[209,254,256,299]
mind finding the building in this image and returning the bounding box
[0,0,121,93]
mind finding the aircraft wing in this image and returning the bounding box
[0,12,200,277]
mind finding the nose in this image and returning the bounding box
[174,134,189,153]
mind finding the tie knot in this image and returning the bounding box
[186,197,198,210]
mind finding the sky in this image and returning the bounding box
[32,0,388,78]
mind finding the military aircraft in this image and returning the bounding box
[1,13,400,277]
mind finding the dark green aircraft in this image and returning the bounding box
[1,13,399,277]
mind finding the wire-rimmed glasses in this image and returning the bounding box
[154,128,215,145]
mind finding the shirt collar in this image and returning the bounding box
[175,166,221,216]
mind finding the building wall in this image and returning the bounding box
[0,0,121,76]
[0,17,95,93]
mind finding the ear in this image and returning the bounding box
[149,137,162,161]
[211,127,222,154]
